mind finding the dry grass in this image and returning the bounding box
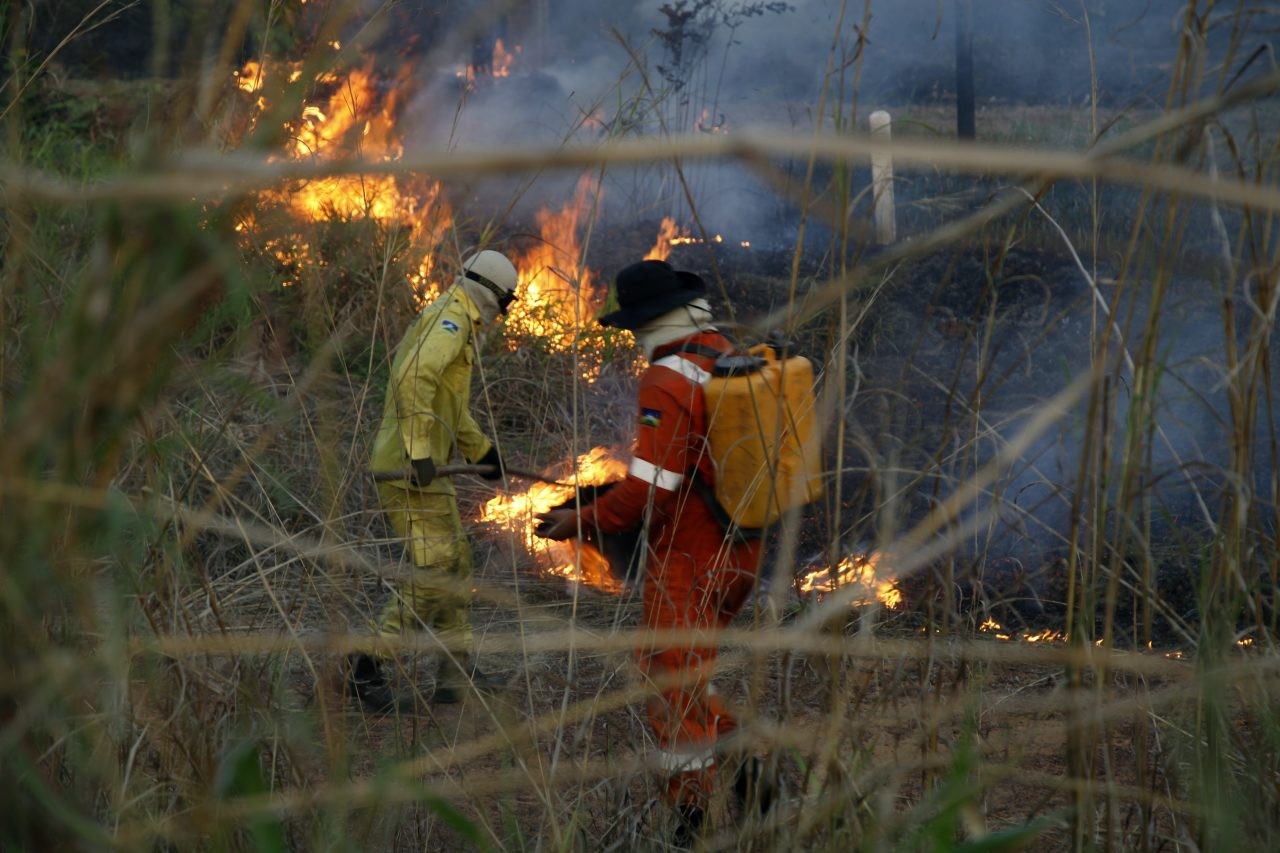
[3,1,1279,850]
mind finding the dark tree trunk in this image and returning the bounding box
[955,0,975,139]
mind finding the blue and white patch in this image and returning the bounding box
[440,319,460,334]
[639,407,662,428]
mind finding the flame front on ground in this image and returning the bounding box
[799,553,901,609]
[979,617,1064,643]
[482,447,628,592]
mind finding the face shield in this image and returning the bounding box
[464,268,517,314]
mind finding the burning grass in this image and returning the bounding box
[798,551,902,610]
[481,446,629,593]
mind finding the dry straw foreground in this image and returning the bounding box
[2,1,1278,850]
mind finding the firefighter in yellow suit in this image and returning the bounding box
[349,250,519,710]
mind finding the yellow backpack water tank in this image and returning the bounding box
[703,345,823,530]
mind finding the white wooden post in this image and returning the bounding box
[869,110,896,245]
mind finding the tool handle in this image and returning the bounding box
[371,464,570,487]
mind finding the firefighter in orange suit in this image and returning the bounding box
[535,260,767,841]
[349,249,518,712]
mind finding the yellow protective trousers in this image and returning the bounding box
[376,483,474,647]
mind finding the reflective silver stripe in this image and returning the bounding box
[629,458,684,491]
[654,747,717,772]
[653,354,711,386]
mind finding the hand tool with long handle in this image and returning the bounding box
[371,464,572,487]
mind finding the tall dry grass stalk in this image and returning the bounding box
[2,1,1278,850]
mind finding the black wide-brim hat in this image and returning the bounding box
[597,260,706,331]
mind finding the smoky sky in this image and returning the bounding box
[402,0,1275,243]
[410,0,1274,143]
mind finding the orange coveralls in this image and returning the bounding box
[577,329,763,803]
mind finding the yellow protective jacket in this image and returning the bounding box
[370,286,493,494]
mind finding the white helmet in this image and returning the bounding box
[460,250,519,314]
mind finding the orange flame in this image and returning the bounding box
[482,447,629,592]
[502,174,612,378]
[288,65,404,160]
[978,617,1064,644]
[492,39,520,77]
[799,552,901,609]
[458,38,522,85]
[667,233,751,249]
[231,61,674,364]
[644,216,686,262]
[235,60,265,94]
[229,59,451,298]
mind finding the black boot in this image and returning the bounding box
[671,802,705,850]
[345,653,399,713]
[431,654,507,704]
[732,754,777,816]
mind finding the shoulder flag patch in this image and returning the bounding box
[441,319,460,334]
[639,407,662,428]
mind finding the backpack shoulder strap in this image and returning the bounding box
[673,327,737,360]
[672,342,728,359]
[655,332,734,384]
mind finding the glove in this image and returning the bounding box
[534,508,580,541]
[475,445,504,481]
[409,457,436,488]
